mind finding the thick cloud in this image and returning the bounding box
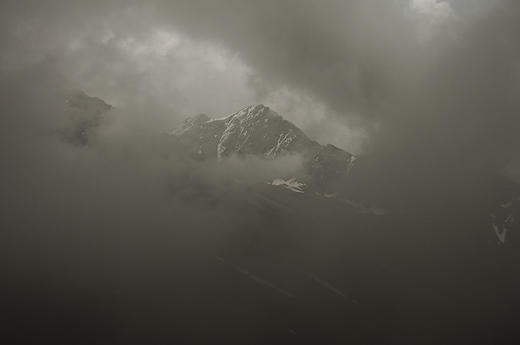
[4,0,519,170]
[2,2,520,342]
[2,0,520,257]
[1,1,519,281]
[3,0,519,163]
[1,1,519,218]
[0,49,303,290]
[148,0,520,173]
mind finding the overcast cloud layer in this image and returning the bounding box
[1,2,520,342]
[2,0,519,171]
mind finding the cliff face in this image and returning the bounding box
[173,104,353,191]
[63,91,112,145]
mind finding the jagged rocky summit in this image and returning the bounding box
[172,104,354,191]
[63,91,112,145]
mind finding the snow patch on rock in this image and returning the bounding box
[270,178,306,193]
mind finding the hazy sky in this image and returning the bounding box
[1,0,519,172]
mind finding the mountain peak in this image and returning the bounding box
[173,113,211,136]
[63,91,112,145]
[224,104,277,123]
[190,113,211,123]
[173,105,354,191]
[66,91,112,114]
[217,104,310,158]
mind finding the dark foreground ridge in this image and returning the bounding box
[5,94,520,344]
